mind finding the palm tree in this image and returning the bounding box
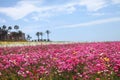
[11,32,17,41]
[7,26,12,40]
[39,32,43,41]
[0,27,2,40]
[18,30,23,40]
[14,25,19,32]
[14,25,19,40]
[46,30,50,41]
[36,32,40,41]
[27,35,32,41]
[2,25,7,41]
[2,25,6,30]
[8,26,12,34]
[8,26,12,31]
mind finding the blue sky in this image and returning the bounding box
[0,0,120,42]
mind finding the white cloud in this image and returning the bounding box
[0,0,119,20]
[79,0,107,11]
[88,12,105,16]
[57,17,120,29]
[23,18,29,22]
[0,0,40,20]
[112,0,120,4]
[0,18,6,23]
[0,0,78,20]
[31,2,78,21]
[0,5,36,20]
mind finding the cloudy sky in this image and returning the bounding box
[0,0,120,42]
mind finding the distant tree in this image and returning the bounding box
[0,25,26,41]
[2,25,7,41]
[8,26,12,31]
[18,30,23,40]
[6,26,12,40]
[39,32,43,41]
[46,30,50,41]
[11,32,18,41]
[2,25,6,30]
[13,25,19,41]
[14,25,19,31]
[36,32,40,41]
[0,27,2,40]
[27,35,32,41]
[8,26,12,37]
[18,30,22,36]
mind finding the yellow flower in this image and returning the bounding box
[97,71,101,74]
[103,57,109,62]
[53,58,58,60]
[73,51,77,54]
[107,64,110,67]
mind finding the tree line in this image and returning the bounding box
[0,25,25,41]
[0,25,51,42]
[27,30,51,42]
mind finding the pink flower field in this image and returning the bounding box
[0,41,120,80]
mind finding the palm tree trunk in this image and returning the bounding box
[47,34,49,41]
[41,35,43,41]
[0,35,1,41]
[38,36,39,41]
[3,35,5,41]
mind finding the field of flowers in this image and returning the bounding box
[0,41,120,80]
[0,41,72,47]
